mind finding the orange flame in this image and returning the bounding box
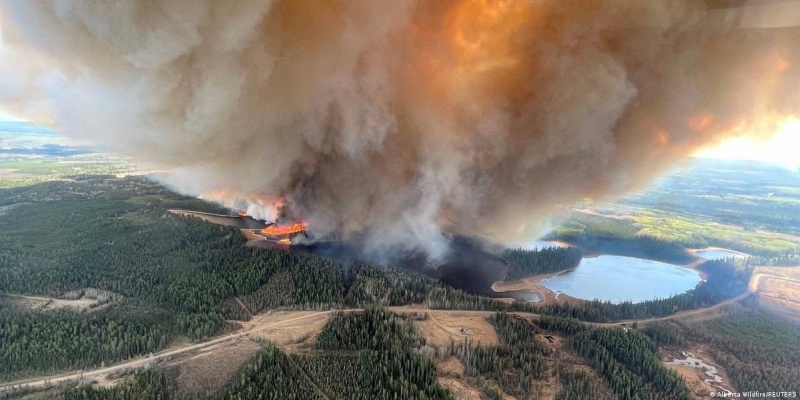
[262,222,309,236]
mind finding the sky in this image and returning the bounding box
[0,110,22,121]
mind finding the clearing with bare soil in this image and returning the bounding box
[0,311,331,394]
[661,346,737,397]
[245,311,330,350]
[3,289,120,313]
[167,339,262,398]
[415,311,499,347]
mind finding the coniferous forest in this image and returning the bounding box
[1,176,798,399]
[503,247,583,281]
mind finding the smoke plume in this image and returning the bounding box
[2,0,799,260]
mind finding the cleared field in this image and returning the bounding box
[436,377,484,400]
[756,266,800,281]
[3,292,117,313]
[750,267,800,320]
[167,339,262,398]
[750,267,800,319]
[415,311,499,347]
[244,311,331,350]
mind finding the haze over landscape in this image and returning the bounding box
[1,1,800,400]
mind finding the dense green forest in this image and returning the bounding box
[503,247,583,281]
[3,175,796,400]
[0,176,760,383]
[537,316,691,400]
[0,177,465,381]
[309,308,450,399]
[220,343,322,400]
[451,313,550,397]
[62,368,172,400]
[555,365,609,400]
[0,304,171,381]
[222,308,451,400]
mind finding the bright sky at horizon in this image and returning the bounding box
[0,110,22,121]
[694,119,800,171]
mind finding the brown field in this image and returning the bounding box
[750,267,800,319]
[4,293,111,313]
[435,357,483,400]
[167,339,262,398]
[415,311,499,347]
[756,266,800,281]
[244,311,331,350]
[437,377,486,400]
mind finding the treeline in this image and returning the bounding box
[302,308,451,400]
[538,316,691,400]
[63,368,172,400]
[63,309,456,399]
[0,175,177,206]
[502,247,582,281]
[0,305,171,381]
[748,254,800,267]
[220,344,321,400]
[556,365,610,400]
[549,213,693,264]
[0,178,431,379]
[430,258,753,324]
[0,176,525,380]
[425,286,506,311]
[512,258,753,322]
[450,313,550,397]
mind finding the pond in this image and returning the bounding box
[540,255,702,303]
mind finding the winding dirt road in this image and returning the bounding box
[1,269,793,393]
[0,311,330,393]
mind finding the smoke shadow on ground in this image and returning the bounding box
[264,235,540,302]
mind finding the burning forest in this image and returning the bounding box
[2,0,800,260]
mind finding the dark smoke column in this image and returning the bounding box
[1,0,798,259]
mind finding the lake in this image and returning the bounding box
[695,249,747,260]
[540,255,702,303]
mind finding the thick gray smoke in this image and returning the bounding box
[2,0,799,260]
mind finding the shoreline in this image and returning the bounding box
[491,268,582,304]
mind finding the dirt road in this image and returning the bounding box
[4,269,795,393]
[0,311,330,393]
